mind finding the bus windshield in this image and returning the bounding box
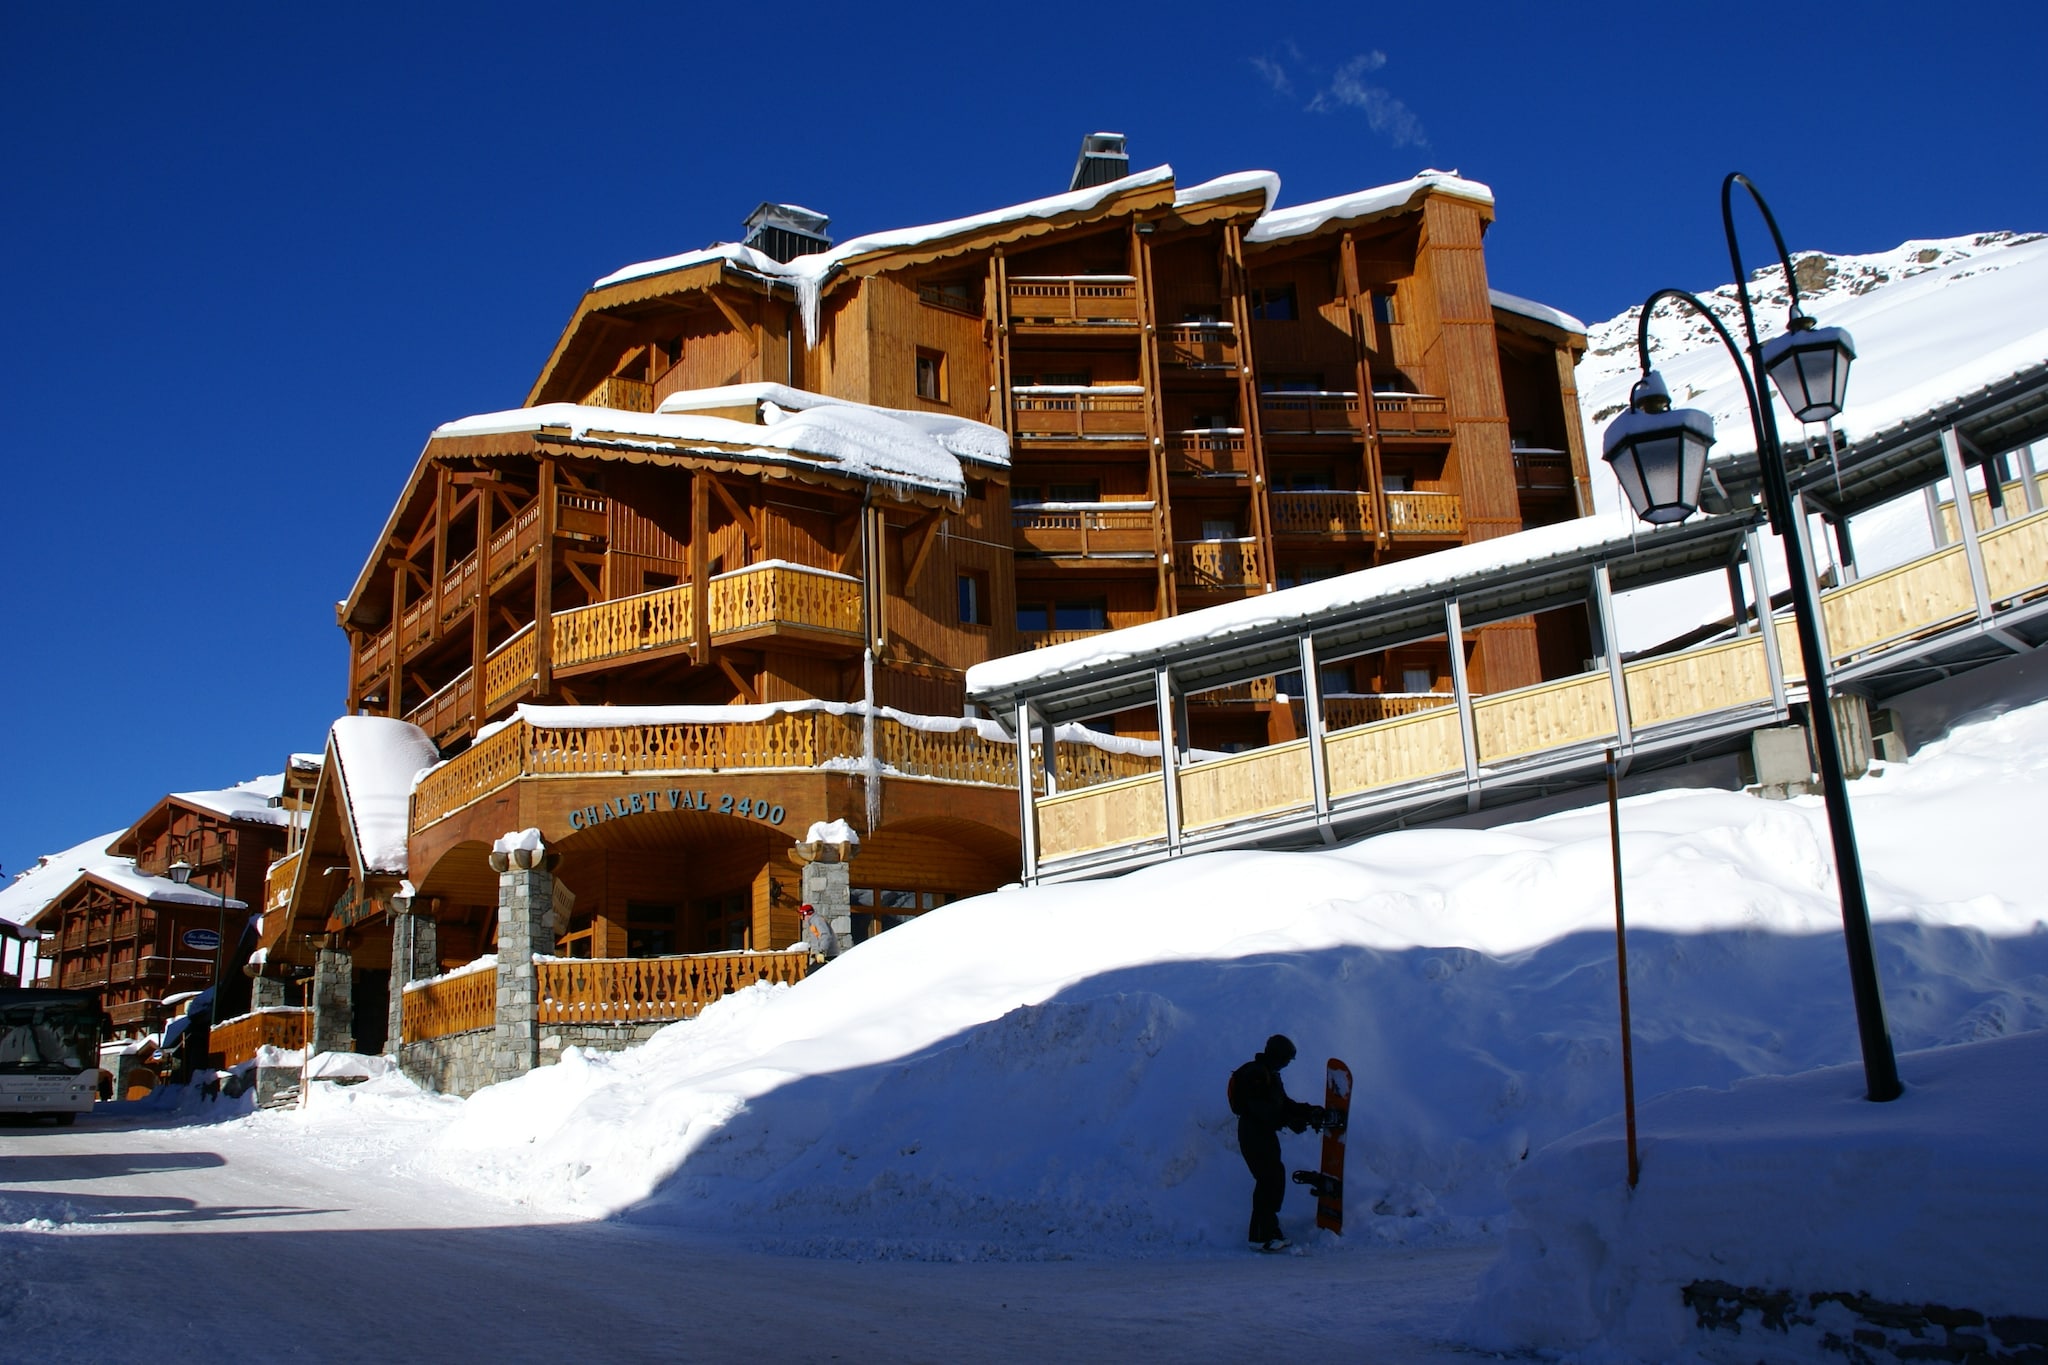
[0,995,102,1074]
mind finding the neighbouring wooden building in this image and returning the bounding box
[264,138,1592,1082]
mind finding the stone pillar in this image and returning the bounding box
[310,943,355,1056]
[250,975,287,1010]
[792,823,861,957]
[385,906,440,1057]
[490,835,555,1084]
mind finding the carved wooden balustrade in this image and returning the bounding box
[552,583,695,669]
[1269,492,1375,537]
[1021,628,1109,650]
[708,564,862,639]
[1007,276,1141,325]
[1174,539,1265,593]
[1385,491,1464,537]
[1260,392,1366,436]
[1372,393,1453,438]
[210,1008,309,1067]
[584,375,655,412]
[1011,389,1149,440]
[1320,693,1454,730]
[483,623,538,713]
[402,967,499,1043]
[537,951,810,1025]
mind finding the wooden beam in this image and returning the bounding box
[706,475,759,551]
[534,457,556,699]
[718,655,760,704]
[563,553,601,600]
[691,472,710,664]
[709,290,761,357]
[900,510,945,591]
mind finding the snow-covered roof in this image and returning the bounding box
[0,829,126,928]
[329,717,440,875]
[966,512,1640,697]
[1172,170,1280,215]
[1244,169,1492,245]
[1490,288,1587,336]
[168,772,291,827]
[434,387,1008,500]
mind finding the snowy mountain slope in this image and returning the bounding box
[395,690,2048,1268]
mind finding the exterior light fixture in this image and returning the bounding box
[1601,371,1716,524]
[1760,315,1857,424]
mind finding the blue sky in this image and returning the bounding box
[3,1,2043,884]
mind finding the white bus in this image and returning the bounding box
[0,987,104,1124]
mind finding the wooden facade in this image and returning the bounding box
[277,151,1591,1028]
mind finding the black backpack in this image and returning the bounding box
[1226,1060,1257,1116]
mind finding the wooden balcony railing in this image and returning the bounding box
[1012,502,1156,558]
[1512,447,1575,492]
[483,622,538,713]
[1372,393,1453,438]
[1166,430,1252,477]
[553,583,695,669]
[405,668,476,749]
[1260,392,1366,436]
[1321,693,1454,729]
[1021,629,1110,650]
[584,375,655,412]
[708,563,862,640]
[1011,387,1149,441]
[402,966,499,1043]
[1269,491,1376,537]
[1007,275,1141,325]
[1161,322,1239,368]
[210,1008,309,1068]
[537,951,810,1025]
[1385,491,1464,537]
[439,554,481,629]
[918,284,982,317]
[1174,538,1265,593]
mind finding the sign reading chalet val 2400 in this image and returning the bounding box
[568,786,789,832]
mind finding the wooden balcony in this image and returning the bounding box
[1160,322,1238,369]
[1011,388,1148,441]
[708,563,862,643]
[538,952,811,1024]
[1321,693,1454,729]
[1385,491,1464,538]
[1174,539,1265,594]
[1270,491,1375,538]
[1166,430,1252,478]
[402,966,498,1042]
[1512,447,1575,493]
[406,669,476,749]
[1012,502,1156,558]
[584,375,655,412]
[1373,393,1453,440]
[552,583,695,671]
[1007,275,1141,327]
[1260,392,1366,437]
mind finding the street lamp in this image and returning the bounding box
[1601,172,1902,1102]
[165,857,230,1000]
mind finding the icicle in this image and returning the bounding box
[1825,419,1845,499]
[796,269,824,349]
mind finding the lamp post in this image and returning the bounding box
[1601,173,1901,1102]
[165,856,230,1000]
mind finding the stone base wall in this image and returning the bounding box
[254,1065,300,1109]
[401,1028,497,1098]
[1684,1280,2048,1362]
[541,1022,667,1062]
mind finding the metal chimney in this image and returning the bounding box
[743,203,832,263]
[1069,133,1129,192]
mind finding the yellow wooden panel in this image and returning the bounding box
[1819,546,1973,659]
[1623,637,1772,729]
[1324,706,1464,797]
[1474,672,1615,762]
[1036,773,1167,859]
[1979,508,2048,602]
[1177,740,1313,831]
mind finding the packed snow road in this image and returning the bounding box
[0,1112,1492,1364]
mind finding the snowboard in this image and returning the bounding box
[1290,1057,1351,1234]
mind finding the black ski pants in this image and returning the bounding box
[1239,1121,1285,1243]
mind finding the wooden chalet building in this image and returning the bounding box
[15,772,312,1031]
[266,138,1592,1075]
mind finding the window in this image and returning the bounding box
[1249,285,1298,320]
[915,348,948,403]
[1402,667,1435,694]
[848,888,956,944]
[1276,468,1334,491]
[1371,292,1397,326]
[1182,305,1223,324]
[1201,518,1239,541]
[1264,374,1323,393]
[1052,598,1109,631]
[1049,481,1099,504]
[957,570,989,625]
[1383,472,1412,492]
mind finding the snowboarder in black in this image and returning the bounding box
[1229,1033,1324,1250]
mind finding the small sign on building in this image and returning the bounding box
[181,928,222,951]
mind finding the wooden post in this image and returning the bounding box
[534,458,555,700]
[472,484,493,732]
[1607,749,1641,1190]
[1224,224,1274,591]
[691,471,709,664]
[388,561,406,719]
[431,467,449,634]
[1133,222,1177,618]
[1342,232,1391,551]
